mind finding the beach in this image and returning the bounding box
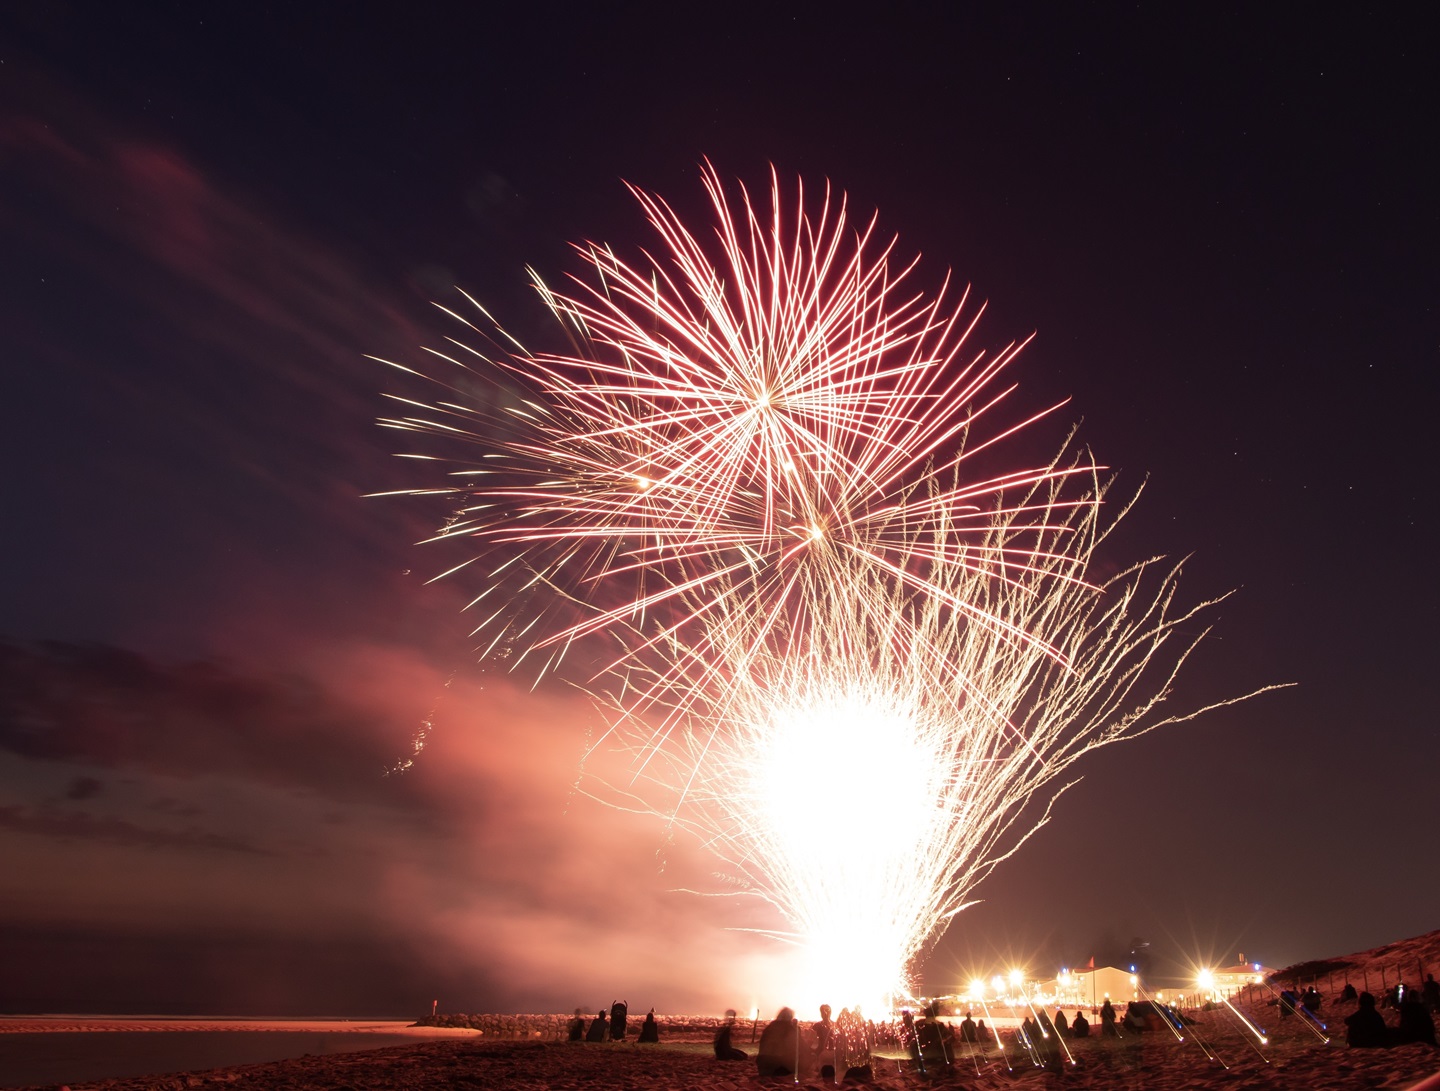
[5,1009,1438,1091]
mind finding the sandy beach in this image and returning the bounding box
[6,1001,1438,1091]
[7,1029,1438,1091]
[7,927,1439,1090]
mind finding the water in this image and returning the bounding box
[0,1029,425,1088]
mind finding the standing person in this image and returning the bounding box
[567,1007,586,1041]
[714,1009,748,1061]
[1100,999,1118,1037]
[609,1000,628,1041]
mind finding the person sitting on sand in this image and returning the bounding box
[1341,982,1358,1002]
[568,1007,586,1041]
[1345,992,1388,1048]
[975,1017,991,1045]
[1424,974,1440,1013]
[901,1010,922,1067]
[638,1008,659,1043]
[1054,1009,1068,1035]
[585,1008,608,1042]
[756,1007,801,1077]
[835,1007,872,1082]
[812,1003,836,1078]
[916,1002,951,1070]
[714,1009,747,1061]
[1302,986,1322,1014]
[958,1011,977,1043]
[1100,999,1118,1037]
[1398,992,1437,1046]
[1071,1011,1090,1037]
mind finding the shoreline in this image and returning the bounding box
[0,1017,477,1036]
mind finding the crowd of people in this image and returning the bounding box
[565,975,1438,1076]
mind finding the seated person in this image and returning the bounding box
[585,1009,608,1042]
[1071,1011,1090,1037]
[1345,992,1388,1048]
[958,1012,977,1042]
[756,1008,800,1076]
[638,1009,659,1043]
[1398,995,1437,1046]
[714,1009,747,1061]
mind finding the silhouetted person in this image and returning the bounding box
[1341,982,1358,1002]
[1124,1002,1146,1032]
[1424,974,1440,1013]
[585,1009,608,1042]
[714,1009,747,1061]
[835,1007,872,1082]
[568,1007,586,1041]
[813,1003,836,1078]
[1054,1009,1069,1035]
[638,1008,659,1043]
[901,1010,922,1068]
[959,1012,977,1043]
[609,1000,628,1041]
[756,1007,800,1077]
[1100,999,1118,1037]
[1071,1011,1090,1037]
[1278,988,1298,1018]
[1398,993,1437,1046]
[917,1002,951,1070]
[1302,986,1322,1014]
[1345,992,1388,1048]
[975,1018,991,1046]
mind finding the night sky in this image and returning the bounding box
[2,6,1435,1017]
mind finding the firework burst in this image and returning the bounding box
[377,164,1273,1009]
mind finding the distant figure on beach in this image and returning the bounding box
[1071,1010,1090,1037]
[1123,1002,1146,1033]
[1398,992,1437,1046]
[585,1009,608,1042]
[1100,999,1118,1037]
[1054,1009,1069,1035]
[638,1008,659,1043]
[959,1011,977,1042]
[901,1010,922,1067]
[756,1007,800,1077]
[1279,988,1299,1018]
[1345,992,1388,1048]
[609,1000,628,1041]
[1302,986,1322,1014]
[714,1009,747,1061]
[1424,974,1440,1013]
[1341,982,1358,1002]
[568,1007,586,1041]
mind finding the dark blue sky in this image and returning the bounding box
[1,4,1435,1014]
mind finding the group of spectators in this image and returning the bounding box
[1343,975,1439,1049]
[566,1001,660,1044]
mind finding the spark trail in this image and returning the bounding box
[377,163,1275,1009]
